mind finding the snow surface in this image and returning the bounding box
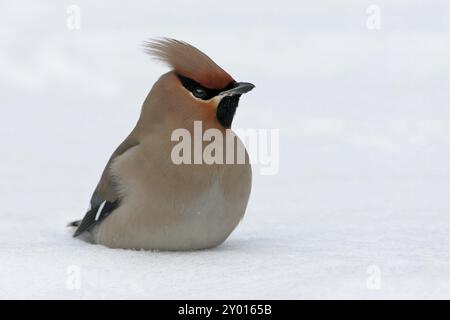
[1,0,450,299]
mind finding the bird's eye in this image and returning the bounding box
[192,87,207,99]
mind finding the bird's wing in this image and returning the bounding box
[73,135,139,237]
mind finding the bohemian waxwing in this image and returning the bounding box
[69,38,254,250]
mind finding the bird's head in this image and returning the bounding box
[142,38,254,130]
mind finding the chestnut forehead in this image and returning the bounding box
[144,39,234,89]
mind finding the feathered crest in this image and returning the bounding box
[143,38,233,89]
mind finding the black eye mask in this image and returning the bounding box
[177,74,240,128]
[177,74,235,100]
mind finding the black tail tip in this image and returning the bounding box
[67,220,81,228]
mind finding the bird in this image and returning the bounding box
[69,38,254,250]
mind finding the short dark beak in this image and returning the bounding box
[219,82,255,97]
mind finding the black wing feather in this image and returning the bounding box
[73,200,120,237]
[71,137,139,238]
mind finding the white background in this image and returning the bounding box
[1,0,450,298]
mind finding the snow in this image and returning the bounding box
[1,0,450,299]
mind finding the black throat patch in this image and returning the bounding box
[216,95,241,128]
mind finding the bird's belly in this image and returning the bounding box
[95,185,242,250]
[94,172,245,251]
[93,142,250,250]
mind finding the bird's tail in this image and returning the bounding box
[67,220,81,228]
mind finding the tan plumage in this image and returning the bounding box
[71,38,254,250]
